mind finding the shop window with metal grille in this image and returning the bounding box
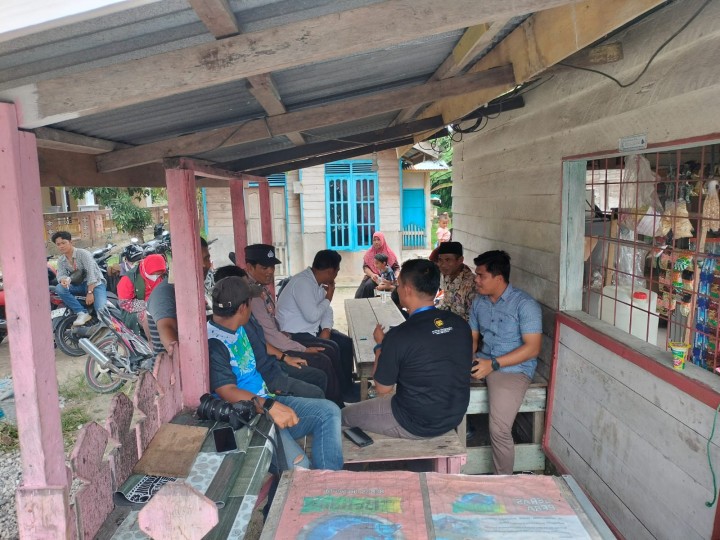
[581,142,720,374]
[325,160,378,251]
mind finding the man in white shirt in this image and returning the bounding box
[276,250,356,402]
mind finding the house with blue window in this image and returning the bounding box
[205,149,434,278]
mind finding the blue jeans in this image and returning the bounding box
[275,395,343,471]
[55,282,108,315]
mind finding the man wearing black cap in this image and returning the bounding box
[244,244,344,407]
[435,241,477,321]
[208,276,343,470]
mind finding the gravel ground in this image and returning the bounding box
[0,450,21,539]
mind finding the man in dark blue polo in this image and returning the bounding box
[470,250,542,475]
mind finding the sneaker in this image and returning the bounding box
[73,312,92,326]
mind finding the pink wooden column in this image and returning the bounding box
[258,179,273,245]
[165,168,208,407]
[0,103,74,537]
[230,180,248,267]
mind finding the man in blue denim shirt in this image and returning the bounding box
[469,250,542,474]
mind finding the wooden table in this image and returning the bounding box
[344,297,406,400]
[261,469,616,539]
[98,414,274,540]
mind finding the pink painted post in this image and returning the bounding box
[230,180,248,267]
[258,179,273,245]
[0,103,74,537]
[165,168,208,407]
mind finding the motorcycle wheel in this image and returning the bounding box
[84,335,128,393]
[54,315,86,357]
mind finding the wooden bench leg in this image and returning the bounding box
[433,456,466,474]
[532,410,546,474]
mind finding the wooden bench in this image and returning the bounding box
[344,297,405,400]
[458,372,549,474]
[342,429,467,473]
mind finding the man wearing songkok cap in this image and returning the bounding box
[435,241,477,321]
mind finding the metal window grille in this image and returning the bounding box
[325,161,378,250]
[583,143,720,374]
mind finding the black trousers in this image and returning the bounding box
[286,349,343,408]
[354,275,376,298]
[290,330,354,394]
[279,362,327,395]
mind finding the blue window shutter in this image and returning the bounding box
[325,160,378,250]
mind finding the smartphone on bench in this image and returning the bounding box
[213,426,238,453]
[343,427,374,447]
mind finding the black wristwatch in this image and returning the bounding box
[261,398,276,411]
[491,356,500,371]
[280,353,286,362]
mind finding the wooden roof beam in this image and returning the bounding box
[189,2,306,145]
[33,127,130,155]
[251,136,420,177]
[96,65,515,172]
[0,0,576,128]
[223,115,445,172]
[246,74,306,145]
[393,18,513,125]
[187,0,240,39]
[411,0,667,142]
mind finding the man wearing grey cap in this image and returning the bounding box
[244,244,344,407]
[208,276,343,470]
[435,241,477,321]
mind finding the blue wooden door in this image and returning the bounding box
[402,189,425,228]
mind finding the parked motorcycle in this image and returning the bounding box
[53,291,121,356]
[79,307,155,393]
[118,228,171,274]
[0,261,60,343]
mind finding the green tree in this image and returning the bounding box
[430,135,454,213]
[69,187,153,240]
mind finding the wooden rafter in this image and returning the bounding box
[0,0,575,128]
[246,74,305,145]
[413,0,666,142]
[33,127,129,155]
[393,18,513,125]
[251,136,419,177]
[187,0,240,39]
[96,65,515,172]
[225,116,446,172]
[189,1,305,146]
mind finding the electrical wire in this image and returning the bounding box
[559,0,712,88]
[706,402,720,507]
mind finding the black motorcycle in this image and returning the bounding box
[53,291,121,356]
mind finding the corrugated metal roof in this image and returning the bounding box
[0,0,526,173]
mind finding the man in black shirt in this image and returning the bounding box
[341,259,472,438]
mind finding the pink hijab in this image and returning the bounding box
[363,232,399,270]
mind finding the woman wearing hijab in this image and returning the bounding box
[117,254,167,339]
[354,232,400,298]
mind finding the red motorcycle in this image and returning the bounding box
[0,263,59,344]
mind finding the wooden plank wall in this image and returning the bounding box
[550,319,720,539]
[451,0,720,377]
